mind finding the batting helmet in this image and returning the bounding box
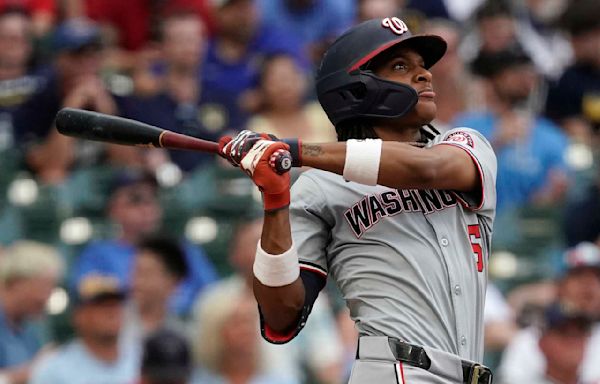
[316,17,447,126]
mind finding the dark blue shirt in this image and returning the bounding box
[545,64,600,128]
[12,66,59,147]
[116,92,231,172]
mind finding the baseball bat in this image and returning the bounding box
[55,108,292,174]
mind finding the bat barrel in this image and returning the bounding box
[56,108,165,147]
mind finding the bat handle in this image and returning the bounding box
[270,150,293,174]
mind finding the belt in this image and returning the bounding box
[387,338,493,384]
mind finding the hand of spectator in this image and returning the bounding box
[62,76,116,115]
[492,111,531,149]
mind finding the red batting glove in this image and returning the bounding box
[240,140,291,211]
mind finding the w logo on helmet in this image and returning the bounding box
[381,17,408,35]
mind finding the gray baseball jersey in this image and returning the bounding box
[289,127,497,362]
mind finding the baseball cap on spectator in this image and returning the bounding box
[109,168,158,195]
[73,274,127,306]
[564,242,600,270]
[541,302,593,332]
[142,329,192,382]
[52,18,102,53]
[470,47,532,78]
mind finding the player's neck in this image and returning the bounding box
[373,124,421,142]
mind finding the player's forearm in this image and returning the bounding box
[254,208,306,332]
[301,142,438,189]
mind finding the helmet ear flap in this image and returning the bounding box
[317,69,419,126]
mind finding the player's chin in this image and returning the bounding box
[414,100,437,123]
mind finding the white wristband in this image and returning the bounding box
[253,240,300,287]
[343,139,382,186]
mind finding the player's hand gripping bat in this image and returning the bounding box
[54,108,293,174]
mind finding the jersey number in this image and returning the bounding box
[468,225,484,272]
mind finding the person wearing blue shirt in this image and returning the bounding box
[201,0,307,132]
[29,275,139,384]
[455,48,569,213]
[71,169,218,316]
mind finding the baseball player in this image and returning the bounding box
[219,17,497,384]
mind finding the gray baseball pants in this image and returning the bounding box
[349,336,488,384]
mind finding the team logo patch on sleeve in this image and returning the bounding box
[445,131,474,148]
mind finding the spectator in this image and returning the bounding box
[356,0,403,22]
[454,48,569,213]
[64,0,214,67]
[117,12,225,173]
[498,242,600,383]
[247,53,336,142]
[463,0,571,78]
[564,172,600,247]
[484,283,517,355]
[256,0,354,64]
[545,0,600,142]
[0,241,64,384]
[212,217,344,384]
[123,235,189,345]
[423,18,486,131]
[12,18,140,184]
[71,169,217,316]
[140,329,192,384]
[0,8,37,152]
[499,303,593,384]
[192,282,298,384]
[28,274,138,384]
[201,0,306,132]
[0,0,56,37]
[461,0,519,63]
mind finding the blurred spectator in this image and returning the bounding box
[499,303,594,384]
[499,242,600,383]
[29,274,138,384]
[201,0,306,132]
[545,0,600,142]
[192,282,298,384]
[117,12,225,173]
[454,48,569,213]
[0,241,63,384]
[405,0,449,20]
[123,235,189,345]
[484,283,517,354]
[247,53,336,142]
[356,0,402,22]
[564,173,600,247]
[256,0,354,64]
[71,169,217,316]
[461,0,518,63]
[423,18,485,131]
[12,18,140,184]
[64,0,214,70]
[0,8,37,152]
[212,218,344,384]
[463,0,571,79]
[512,0,572,79]
[140,329,192,384]
[0,0,55,37]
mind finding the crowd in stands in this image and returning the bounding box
[0,0,598,383]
